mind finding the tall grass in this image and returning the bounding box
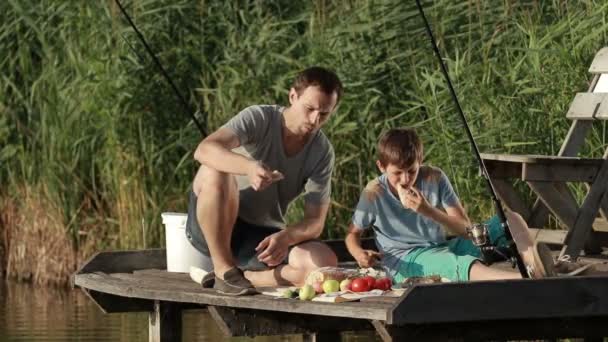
[0,0,607,284]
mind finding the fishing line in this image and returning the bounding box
[114,0,207,136]
[414,0,528,277]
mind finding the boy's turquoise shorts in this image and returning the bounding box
[393,216,507,283]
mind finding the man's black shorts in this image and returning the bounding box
[186,190,287,271]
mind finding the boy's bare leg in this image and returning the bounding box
[193,165,239,279]
[504,210,536,269]
[505,210,557,278]
[469,262,521,281]
[245,241,338,286]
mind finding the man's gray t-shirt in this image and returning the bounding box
[223,105,334,228]
[351,166,460,277]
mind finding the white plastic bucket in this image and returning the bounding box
[161,212,205,273]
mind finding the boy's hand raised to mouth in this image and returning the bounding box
[397,186,430,214]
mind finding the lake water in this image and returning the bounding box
[0,281,380,341]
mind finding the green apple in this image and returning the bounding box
[299,284,316,300]
[322,279,340,294]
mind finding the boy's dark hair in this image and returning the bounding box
[377,128,423,168]
[292,66,343,103]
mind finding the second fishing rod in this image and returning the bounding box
[414,0,528,277]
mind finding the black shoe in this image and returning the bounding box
[201,271,215,288]
[214,267,258,296]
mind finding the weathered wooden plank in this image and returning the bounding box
[133,269,191,281]
[593,217,608,232]
[528,228,567,245]
[131,269,200,286]
[119,268,400,305]
[533,118,597,227]
[480,157,522,179]
[490,179,530,218]
[523,162,600,182]
[110,272,202,293]
[74,273,391,321]
[555,182,580,209]
[484,64,606,235]
[481,153,598,164]
[589,174,608,221]
[528,200,550,229]
[557,120,594,156]
[566,93,608,120]
[599,190,608,221]
[82,288,153,313]
[207,306,372,337]
[374,317,608,341]
[149,301,181,342]
[596,107,608,119]
[302,332,343,342]
[563,161,608,258]
[528,183,577,233]
[525,227,608,247]
[76,249,166,276]
[388,276,608,325]
[589,47,608,73]
[359,296,400,304]
[527,181,578,229]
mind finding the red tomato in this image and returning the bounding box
[374,277,392,291]
[361,276,376,289]
[350,277,370,292]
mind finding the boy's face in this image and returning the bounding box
[288,85,337,135]
[376,160,421,195]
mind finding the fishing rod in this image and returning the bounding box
[113,0,207,136]
[414,0,528,277]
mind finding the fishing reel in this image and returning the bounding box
[466,223,512,265]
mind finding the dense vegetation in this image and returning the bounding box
[1,0,607,285]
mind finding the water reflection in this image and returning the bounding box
[0,281,380,341]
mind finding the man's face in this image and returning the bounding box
[377,160,420,195]
[288,85,338,135]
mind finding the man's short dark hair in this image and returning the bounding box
[292,66,343,103]
[377,128,424,168]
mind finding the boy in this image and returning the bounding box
[345,128,555,283]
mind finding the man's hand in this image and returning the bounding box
[354,249,383,268]
[247,161,284,191]
[255,230,292,267]
[397,186,430,214]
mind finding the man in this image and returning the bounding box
[186,67,343,295]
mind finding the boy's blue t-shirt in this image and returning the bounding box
[351,166,460,277]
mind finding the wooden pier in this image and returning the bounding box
[73,242,608,341]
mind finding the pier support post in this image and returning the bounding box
[303,332,342,342]
[149,300,182,342]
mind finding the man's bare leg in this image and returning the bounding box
[245,241,338,286]
[193,165,239,279]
